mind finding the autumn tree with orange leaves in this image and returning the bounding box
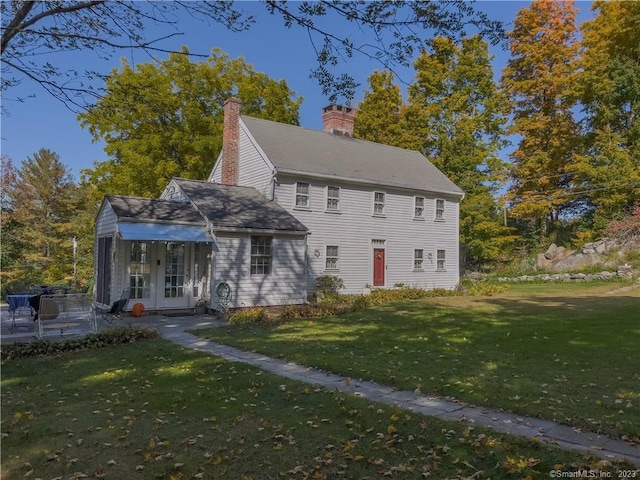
[501,0,581,246]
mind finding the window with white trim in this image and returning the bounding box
[130,241,150,299]
[325,245,339,270]
[295,182,310,208]
[251,236,272,275]
[435,198,445,220]
[414,196,425,218]
[373,191,385,215]
[437,249,446,270]
[413,249,424,270]
[326,186,340,211]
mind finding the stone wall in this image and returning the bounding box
[495,265,634,283]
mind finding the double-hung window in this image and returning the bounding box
[373,192,385,216]
[326,186,340,211]
[436,249,446,270]
[435,199,445,220]
[251,236,272,275]
[414,249,424,270]
[295,182,310,208]
[325,245,339,270]
[414,197,425,218]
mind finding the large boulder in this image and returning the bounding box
[552,253,602,272]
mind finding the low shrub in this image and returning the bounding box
[229,307,268,324]
[464,282,509,296]
[367,287,459,306]
[1,327,158,362]
[280,303,352,319]
[315,275,345,295]
[350,295,370,312]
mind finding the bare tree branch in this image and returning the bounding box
[1,0,504,111]
[1,1,105,54]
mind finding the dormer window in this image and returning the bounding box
[295,182,310,208]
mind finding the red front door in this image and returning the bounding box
[373,248,385,287]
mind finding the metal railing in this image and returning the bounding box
[37,294,93,338]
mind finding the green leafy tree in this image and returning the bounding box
[0,155,25,290]
[355,37,514,265]
[78,48,302,198]
[353,71,405,145]
[574,0,640,236]
[500,0,581,245]
[68,182,99,290]
[3,149,78,287]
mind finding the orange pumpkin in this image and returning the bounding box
[132,302,145,317]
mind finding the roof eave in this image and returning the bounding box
[212,226,309,235]
[115,217,207,227]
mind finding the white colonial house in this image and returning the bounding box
[94,98,463,312]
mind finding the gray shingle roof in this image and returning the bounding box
[174,178,308,233]
[241,115,464,196]
[106,195,206,224]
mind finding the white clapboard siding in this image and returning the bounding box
[212,233,307,308]
[209,120,274,196]
[95,203,117,236]
[275,176,460,294]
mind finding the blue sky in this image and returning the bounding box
[1,1,594,181]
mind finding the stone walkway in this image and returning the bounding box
[2,311,639,466]
[151,317,640,467]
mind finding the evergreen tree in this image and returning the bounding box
[406,36,514,265]
[4,149,78,286]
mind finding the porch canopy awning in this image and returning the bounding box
[117,222,213,242]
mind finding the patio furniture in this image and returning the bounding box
[5,294,35,332]
[36,293,91,338]
[92,289,130,329]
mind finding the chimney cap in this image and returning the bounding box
[323,104,354,114]
[224,97,242,106]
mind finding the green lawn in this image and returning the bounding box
[1,338,636,479]
[199,282,640,440]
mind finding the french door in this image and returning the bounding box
[160,242,189,309]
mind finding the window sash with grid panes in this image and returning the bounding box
[414,249,424,270]
[435,199,445,220]
[326,186,340,211]
[130,241,150,299]
[373,192,385,215]
[414,197,424,218]
[325,245,339,270]
[437,249,446,270]
[251,236,272,275]
[295,182,310,208]
[164,242,185,298]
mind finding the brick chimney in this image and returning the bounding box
[322,104,356,137]
[222,97,241,185]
